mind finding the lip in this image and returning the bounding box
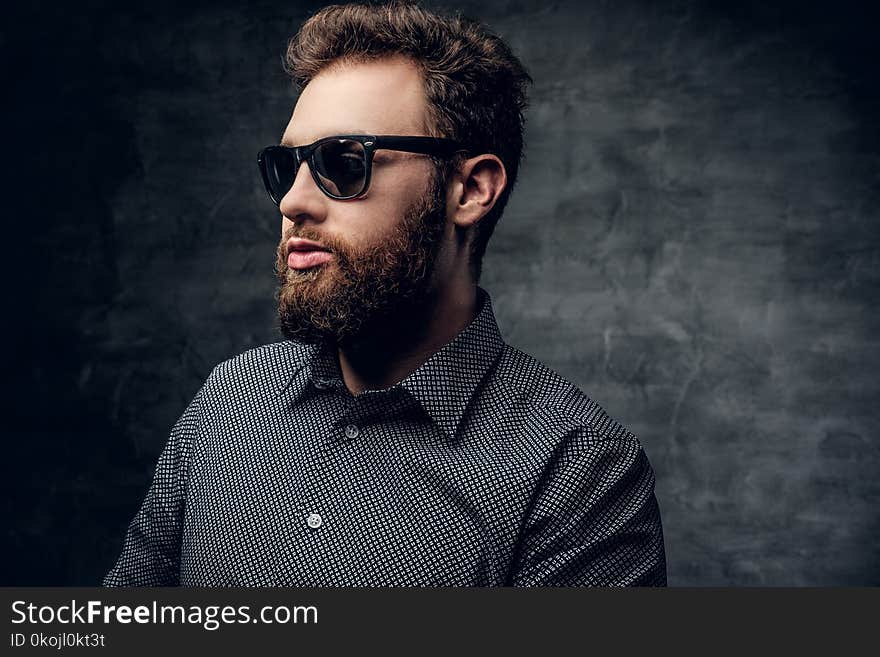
[288,249,334,270]
[287,237,333,269]
[286,238,333,270]
[287,237,330,254]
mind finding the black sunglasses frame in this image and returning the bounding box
[257,134,466,204]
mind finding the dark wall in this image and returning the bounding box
[4,0,878,585]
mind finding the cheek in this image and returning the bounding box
[338,196,410,242]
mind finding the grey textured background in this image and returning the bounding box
[4,0,879,585]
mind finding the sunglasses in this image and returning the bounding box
[257,134,466,204]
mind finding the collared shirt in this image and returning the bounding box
[104,287,666,586]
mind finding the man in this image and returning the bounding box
[104,1,666,586]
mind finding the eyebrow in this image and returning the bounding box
[280,131,372,147]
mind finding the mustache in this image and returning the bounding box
[281,226,344,253]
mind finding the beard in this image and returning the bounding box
[275,171,447,348]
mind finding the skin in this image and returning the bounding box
[279,55,507,395]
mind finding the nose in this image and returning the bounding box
[278,159,328,224]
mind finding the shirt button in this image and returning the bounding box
[314,378,333,390]
[306,513,322,529]
[344,424,360,440]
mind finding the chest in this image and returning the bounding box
[178,420,527,586]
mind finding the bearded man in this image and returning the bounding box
[104,1,666,587]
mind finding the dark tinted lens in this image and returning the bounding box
[312,139,367,198]
[260,147,298,204]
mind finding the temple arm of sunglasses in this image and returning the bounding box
[369,136,467,158]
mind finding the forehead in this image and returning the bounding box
[282,56,430,145]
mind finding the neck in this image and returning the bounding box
[337,284,478,395]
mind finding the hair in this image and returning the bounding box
[284,0,531,283]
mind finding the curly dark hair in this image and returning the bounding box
[284,0,531,282]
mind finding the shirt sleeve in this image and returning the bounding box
[102,385,204,586]
[508,426,667,586]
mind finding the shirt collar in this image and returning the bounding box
[303,286,505,440]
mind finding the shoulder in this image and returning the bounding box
[211,340,310,375]
[203,340,314,398]
[494,343,636,445]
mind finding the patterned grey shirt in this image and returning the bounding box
[104,286,666,586]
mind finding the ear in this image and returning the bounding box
[445,154,507,229]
